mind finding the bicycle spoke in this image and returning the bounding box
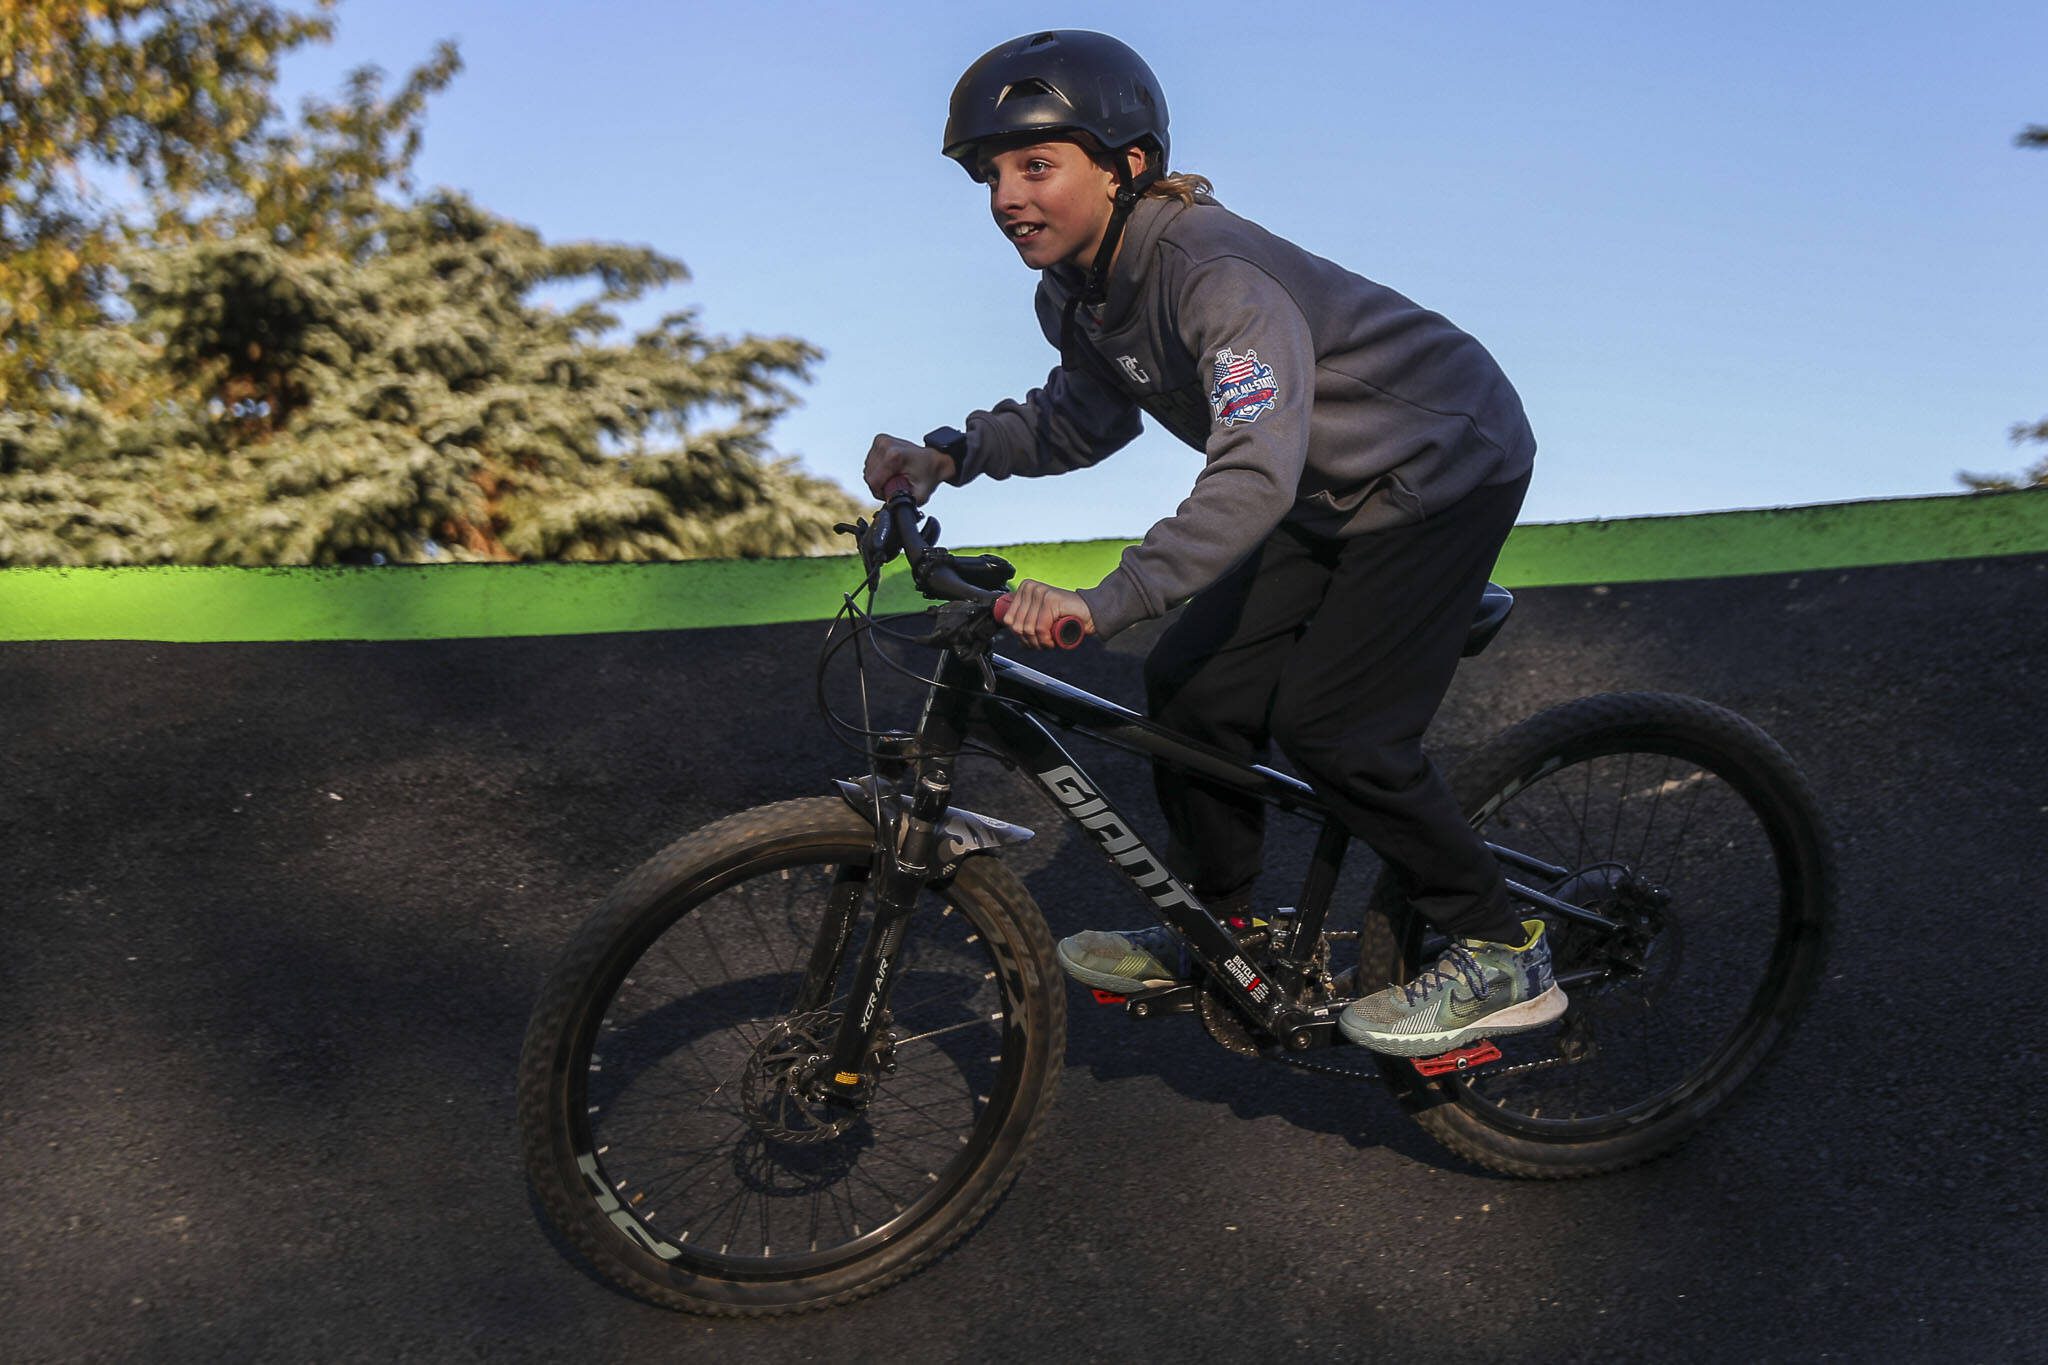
[1633,755,1673,871]
[1608,749,1632,866]
[889,1016,991,1048]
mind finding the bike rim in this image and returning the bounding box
[560,850,1028,1277]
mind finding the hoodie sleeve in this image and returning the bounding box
[948,364,1144,484]
[1076,257,1313,638]
[947,278,1144,486]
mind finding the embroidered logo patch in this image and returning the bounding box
[1116,354,1151,384]
[1209,347,1278,426]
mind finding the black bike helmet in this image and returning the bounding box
[941,30,1169,182]
[944,31,1170,307]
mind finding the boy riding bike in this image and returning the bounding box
[864,30,1561,1057]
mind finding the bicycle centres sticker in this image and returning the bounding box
[1209,346,1278,426]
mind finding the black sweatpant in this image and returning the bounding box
[1144,470,1531,944]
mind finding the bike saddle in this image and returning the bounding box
[1462,582,1515,657]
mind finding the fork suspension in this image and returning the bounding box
[820,763,955,1097]
[818,658,976,1099]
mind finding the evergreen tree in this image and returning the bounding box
[1961,123,2048,491]
[1,1,858,564]
[2,0,336,401]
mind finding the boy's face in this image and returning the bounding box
[979,140,1124,272]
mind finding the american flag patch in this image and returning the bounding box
[1208,347,1278,427]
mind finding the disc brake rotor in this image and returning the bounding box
[739,1010,882,1144]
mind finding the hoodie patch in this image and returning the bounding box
[1208,347,1278,426]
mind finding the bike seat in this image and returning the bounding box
[1462,582,1514,657]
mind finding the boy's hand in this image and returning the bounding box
[864,434,957,504]
[1005,580,1094,649]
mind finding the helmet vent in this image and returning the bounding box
[1025,31,1059,48]
[997,78,1061,106]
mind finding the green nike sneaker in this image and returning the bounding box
[1338,919,1568,1056]
[1055,923,1190,994]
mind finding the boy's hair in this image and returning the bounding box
[1145,172,1215,206]
[1065,132,1215,206]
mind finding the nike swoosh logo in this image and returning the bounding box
[1443,971,1514,1022]
[1443,991,1489,1023]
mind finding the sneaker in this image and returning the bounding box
[1338,919,1568,1057]
[1056,923,1190,995]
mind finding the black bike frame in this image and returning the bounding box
[814,591,1642,1098]
[813,630,1631,1092]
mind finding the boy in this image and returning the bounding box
[864,30,1563,1055]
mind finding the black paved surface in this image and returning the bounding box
[4,556,2045,1362]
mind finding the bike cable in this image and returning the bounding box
[814,586,1013,772]
[850,608,1022,770]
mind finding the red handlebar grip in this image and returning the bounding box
[992,594,1086,650]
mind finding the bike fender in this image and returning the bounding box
[832,776,1035,880]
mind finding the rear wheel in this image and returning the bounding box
[517,796,1064,1314]
[1357,692,1833,1177]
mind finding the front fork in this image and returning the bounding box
[815,763,956,1102]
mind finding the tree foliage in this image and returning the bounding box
[2,0,336,397]
[1,1,857,564]
[1960,122,2048,491]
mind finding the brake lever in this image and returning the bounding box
[859,502,906,581]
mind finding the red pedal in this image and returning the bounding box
[1090,989,1128,1005]
[1413,1040,1503,1076]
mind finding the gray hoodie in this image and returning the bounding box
[946,194,1535,639]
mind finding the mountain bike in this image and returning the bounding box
[515,486,1834,1315]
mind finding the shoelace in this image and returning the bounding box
[1399,943,1491,1007]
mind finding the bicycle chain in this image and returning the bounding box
[1273,1047,1579,1084]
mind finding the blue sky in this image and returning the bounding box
[278,1,2048,546]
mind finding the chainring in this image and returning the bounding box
[1197,989,1262,1056]
[1197,928,1352,1057]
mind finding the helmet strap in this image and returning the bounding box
[1082,155,1161,308]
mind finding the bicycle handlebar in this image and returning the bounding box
[868,484,1085,650]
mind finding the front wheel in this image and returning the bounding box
[1358,692,1834,1177]
[516,796,1065,1314]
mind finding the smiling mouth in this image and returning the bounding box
[1006,222,1045,240]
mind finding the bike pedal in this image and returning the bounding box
[1412,1039,1503,1076]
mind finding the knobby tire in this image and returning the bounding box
[1356,692,1835,1177]
[516,797,1065,1315]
